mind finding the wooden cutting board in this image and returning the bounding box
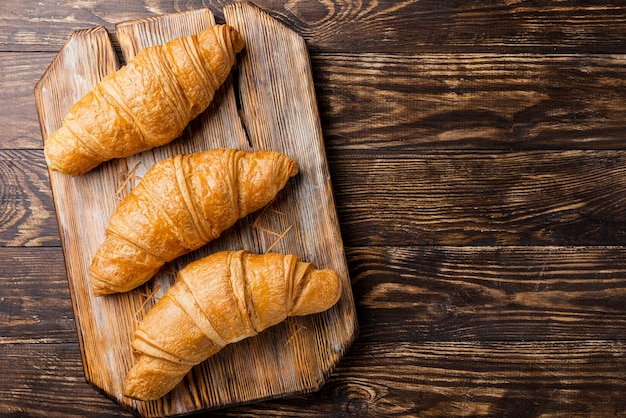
[34,3,357,417]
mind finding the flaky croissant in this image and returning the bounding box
[123,250,342,401]
[90,148,298,296]
[44,24,244,176]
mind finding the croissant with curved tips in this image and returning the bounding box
[44,25,245,176]
[123,250,342,401]
[89,148,298,296]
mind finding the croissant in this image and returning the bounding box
[123,250,342,401]
[44,24,244,176]
[90,148,298,296]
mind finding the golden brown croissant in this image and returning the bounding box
[123,250,342,401]
[44,25,244,176]
[90,148,298,296]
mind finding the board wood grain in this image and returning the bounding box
[4,0,626,54]
[0,53,55,149]
[5,244,626,348]
[33,4,356,417]
[346,246,626,343]
[6,149,626,249]
[0,149,60,247]
[4,339,625,417]
[314,54,626,151]
[329,149,626,247]
[4,51,626,152]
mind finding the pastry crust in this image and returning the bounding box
[44,25,245,176]
[123,250,342,401]
[89,148,298,295]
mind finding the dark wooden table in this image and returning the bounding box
[3,1,626,417]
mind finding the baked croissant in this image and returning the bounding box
[123,250,342,401]
[90,148,298,296]
[44,24,244,176]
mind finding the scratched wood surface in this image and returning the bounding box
[2,1,626,417]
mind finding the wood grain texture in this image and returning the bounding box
[0,53,56,149]
[0,342,132,418]
[3,0,626,53]
[314,54,626,150]
[0,150,60,247]
[5,244,625,345]
[34,4,355,416]
[5,339,623,418]
[5,244,626,347]
[319,340,626,418]
[6,52,626,152]
[329,150,626,246]
[346,246,626,343]
[0,248,72,342]
[5,149,626,249]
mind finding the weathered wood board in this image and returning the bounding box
[34,3,357,417]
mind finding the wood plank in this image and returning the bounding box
[0,343,132,417]
[329,149,626,246]
[3,1,626,53]
[346,246,626,343]
[0,248,74,343]
[320,341,626,418]
[4,52,626,152]
[0,52,56,149]
[5,148,626,248]
[314,54,626,151]
[4,244,626,348]
[0,150,60,247]
[4,340,625,417]
[34,5,356,416]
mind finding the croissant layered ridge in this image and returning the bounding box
[123,250,343,401]
[89,149,298,296]
[44,24,245,176]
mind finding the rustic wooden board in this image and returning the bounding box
[34,3,356,417]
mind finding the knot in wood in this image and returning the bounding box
[346,396,369,416]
